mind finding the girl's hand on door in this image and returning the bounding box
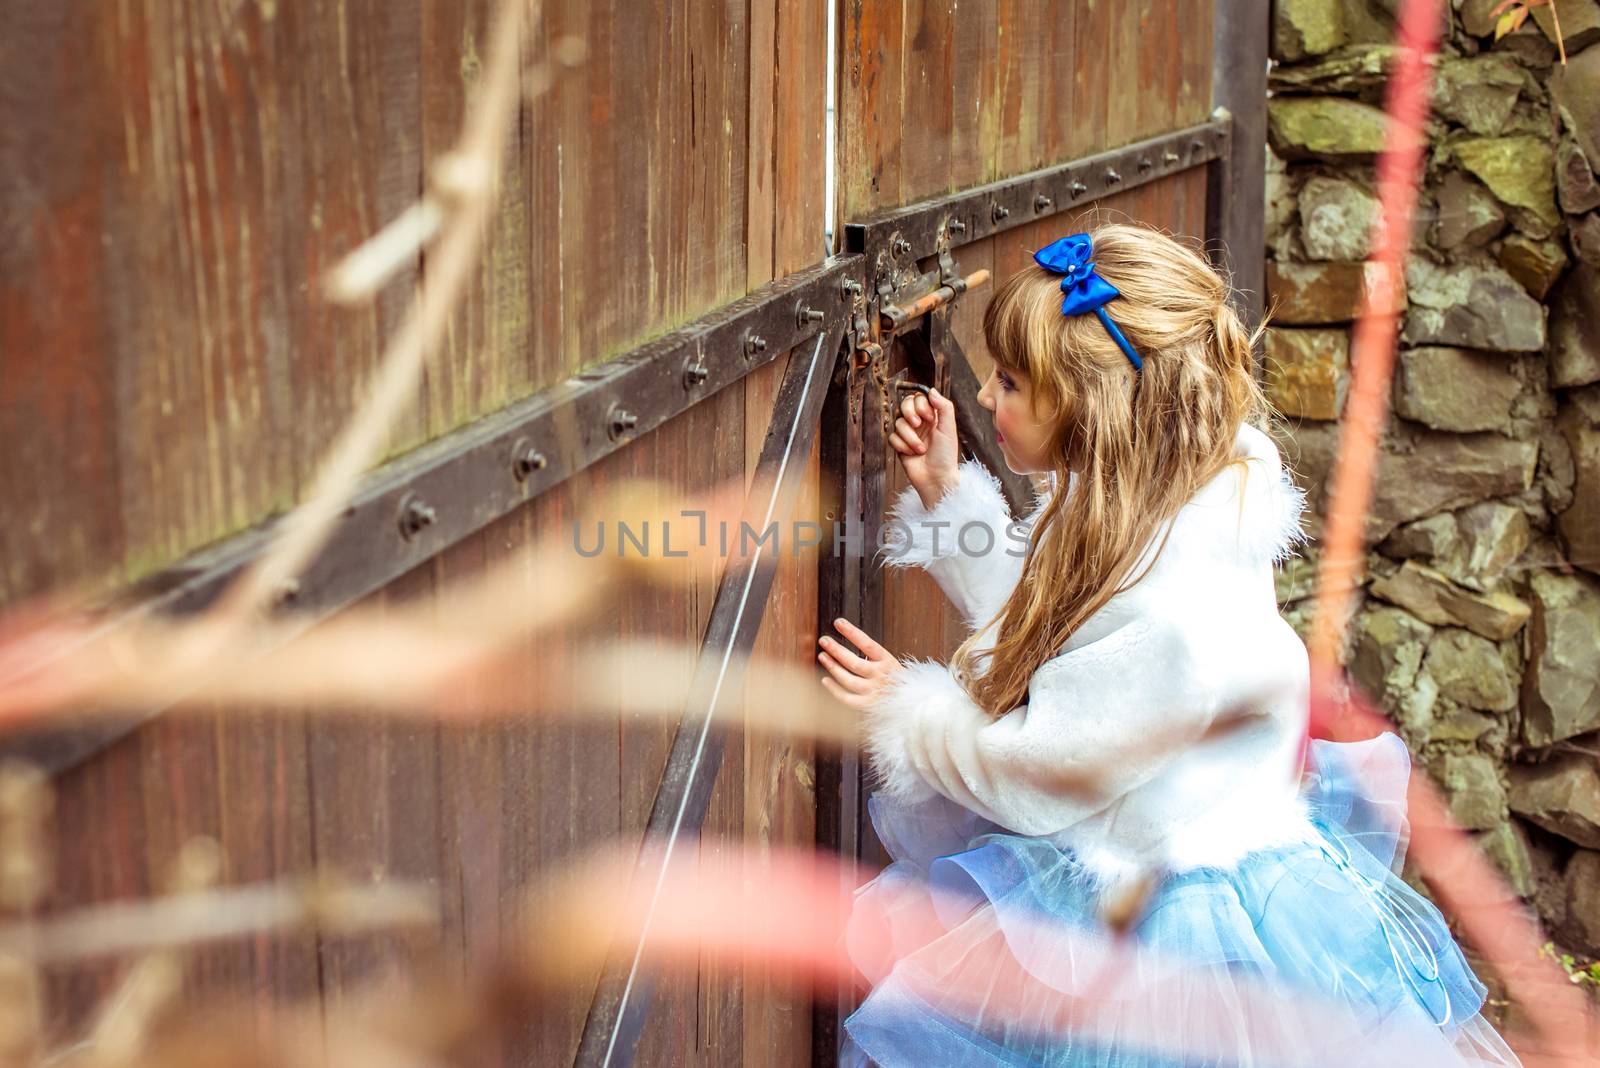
[816,617,903,711]
[890,388,960,510]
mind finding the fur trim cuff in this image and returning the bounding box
[861,658,984,806]
[876,460,1015,569]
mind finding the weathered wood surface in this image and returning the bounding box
[13,1,1226,1065]
[837,0,1214,219]
[17,0,823,1064]
[0,0,758,608]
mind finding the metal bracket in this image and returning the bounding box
[843,117,1230,300]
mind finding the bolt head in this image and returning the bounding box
[397,494,436,539]
[607,404,639,440]
[511,437,548,479]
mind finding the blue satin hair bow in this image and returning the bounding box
[1033,234,1144,371]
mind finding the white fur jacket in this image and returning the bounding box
[866,421,1319,887]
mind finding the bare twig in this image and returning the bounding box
[212,0,549,627]
[0,876,438,966]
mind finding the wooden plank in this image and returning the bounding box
[898,0,955,205]
[686,0,751,313]
[837,0,904,220]
[42,734,151,1037]
[431,526,505,1014]
[1179,0,1213,126]
[0,5,128,609]
[135,713,229,1003]
[500,470,622,1066]
[998,0,1051,178]
[421,0,538,431]
[105,0,295,588]
[739,1,829,1062]
[1211,0,1266,320]
[279,0,429,519]
[211,709,321,1040]
[556,1,618,373]
[1106,1,1140,146]
[643,0,688,334]
[697,382,753,1068]
[747,0,778,287]
[739,363,819,1068]
[526,5,568,406]
[616,426,696,1067]
[773,0,828,272]
[304,562,444,1013]
[1071,0,1113,156]
[950,0,995,191]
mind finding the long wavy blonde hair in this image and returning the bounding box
[952,222,1270,719]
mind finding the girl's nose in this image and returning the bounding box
[977,375,997,411]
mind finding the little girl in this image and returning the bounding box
[815,224,1521,1067]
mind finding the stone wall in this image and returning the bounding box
[1266,0,1600,978]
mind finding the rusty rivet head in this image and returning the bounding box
[510,438,548,480]
[1137,156,1152,172]
[608,404,639,440]
[745,333,768,358]
[1163,149,1181,164]
[1033,194,1052,212]
[397,493,437,540]
[840,277,863,300]
[1069,179,1087,197]
[1104,168,1122,186]
[1190,139,1204,155]
[891,236,911,256]
[797,303,824,328]
[991,202,1010,222]
[683,359,710,389]
[947,218,967,235]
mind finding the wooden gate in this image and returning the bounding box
[0,2,1263,1066]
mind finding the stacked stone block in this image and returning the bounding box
[1267,0,1600,973]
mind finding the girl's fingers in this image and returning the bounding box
[891,420,928,455]
[817,650,871,694]
[817,635,871,675]
[900,395,921,429]
[832,618,893,662]
[819,674,866,709]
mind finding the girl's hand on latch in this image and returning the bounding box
[890,387,960,510]
[816,617,904,712]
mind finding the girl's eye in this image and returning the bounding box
[998,372,1016,392]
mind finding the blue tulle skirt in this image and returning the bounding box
[838,733,1521,1068]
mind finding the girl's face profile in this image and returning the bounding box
[976,364,1054,475]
